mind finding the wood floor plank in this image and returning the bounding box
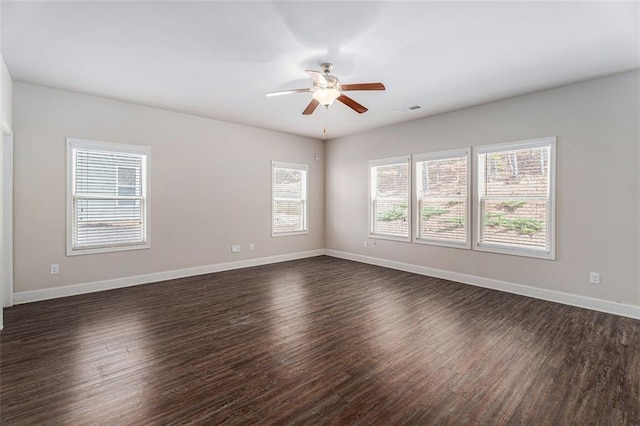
[1,256,638,424]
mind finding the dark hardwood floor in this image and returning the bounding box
[1,256,638,425]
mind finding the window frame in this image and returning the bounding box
[66,137,151,256]
[368,155,412,242]
[271,161,309,237]
[413,148,471,249]
[473,136,556,260]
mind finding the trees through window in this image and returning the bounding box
[369,156,411,240]
[368,137,556,259]
[414,149,470,248]
[475,137,556,259]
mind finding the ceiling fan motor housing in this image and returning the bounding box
[313,76,339,90]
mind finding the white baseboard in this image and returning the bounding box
[13,249,325,305]
[13,248,640,320]
[324,249,640,320]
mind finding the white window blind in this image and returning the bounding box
[272,161,308,236]
[414,149,470,248]
[67,138,150,255]
[475,137,556,259]
[370,156,410,240]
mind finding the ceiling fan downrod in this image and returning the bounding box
[321,63,333,74]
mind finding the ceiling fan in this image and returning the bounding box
[266,63,385,115]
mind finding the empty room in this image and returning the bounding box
[0,1,639,424]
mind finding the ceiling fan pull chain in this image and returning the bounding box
[324,106,329,139]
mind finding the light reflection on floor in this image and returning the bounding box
[268,273,311,377]
[366,287,409,355]
[71,313,150,422]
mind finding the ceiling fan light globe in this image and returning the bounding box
[312,88,341,106]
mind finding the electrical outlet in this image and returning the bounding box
[249,243,254,251]
[363,241,368,248]
[50,264,59,275]
[231,245,241,253]
[589,272,600,284]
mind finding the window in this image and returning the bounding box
[414,148,470,248]
[272,161,308,236]
[474,137,556,259]
[67,138,150,255]
[369,155,411,241]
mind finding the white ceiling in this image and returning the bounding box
[2,1,639,140]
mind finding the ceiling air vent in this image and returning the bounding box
[396,105,422,113]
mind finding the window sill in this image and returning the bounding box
[272,230,309,237]
[369,233,411,243]
[474,243,555,260]
[67,243,150,257]
[414,238,471,250]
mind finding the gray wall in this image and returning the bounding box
[1,55,11,130]
[13,82,324,292]
[12,71,640,309]
[326,71,640,306]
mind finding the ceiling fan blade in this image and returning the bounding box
[305,70,327,85]
[340,82,386,91]
[266,88,311,97]
[302,99,320,115]
[336,94,368,114]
